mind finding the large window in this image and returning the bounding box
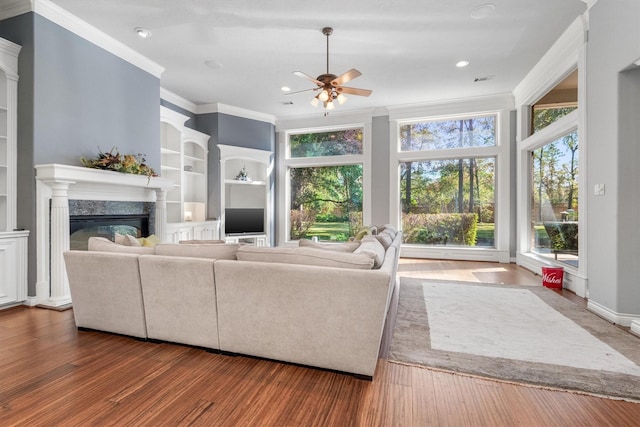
[398,114,499,249]
[284,126,366,242]
[530,131,579,265]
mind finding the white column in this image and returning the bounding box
[155,189,168,242]
[44,181,74,307]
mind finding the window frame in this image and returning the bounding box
[277,115,372,245]
[389,103,513,262]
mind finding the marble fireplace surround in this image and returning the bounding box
[34,164,174,308]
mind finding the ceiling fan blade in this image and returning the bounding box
[331,69,361,86]
[337,86,372,97]
[285,87,319,95]
[293,71,323,86]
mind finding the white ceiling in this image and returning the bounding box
[48,0,587,119]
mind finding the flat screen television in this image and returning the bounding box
[224,208,264,235]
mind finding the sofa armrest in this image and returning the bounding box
[63,251,147,338]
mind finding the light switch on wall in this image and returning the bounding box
[594,184,605,196]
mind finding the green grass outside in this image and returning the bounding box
[306,222,351,241]
[304,222,550,245]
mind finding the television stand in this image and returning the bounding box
[225,234,268,247]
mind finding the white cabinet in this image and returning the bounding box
[160,106,213,241]
[218,145,272,245]
[165,220,220,243]
[0,38,28,308]
[0,231,29,307]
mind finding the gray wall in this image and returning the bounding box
[194,112,276,243]
[371,115,391,225]
[1,12,161,296]
[587,0,640,314]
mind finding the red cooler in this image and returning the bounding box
[542,267,564,289]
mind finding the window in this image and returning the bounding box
[530,70,578,134]
[401,158,495,246]
[400,115,496,151]
[283,126,367,242]
[289,129,363,158]
[289,164,363,241]
[530,131,579,265]
[396,113,502,250]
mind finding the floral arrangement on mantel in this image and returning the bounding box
[81,147,157,179]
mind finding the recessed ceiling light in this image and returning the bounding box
[456,60,470,68]
[204,60,223,70]
[134,27,151,39]
[281,86,291,92]
[470,4,496,19]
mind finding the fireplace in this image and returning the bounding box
[68,200,154,250]
[70,214,150,250]
[35,164,174,308]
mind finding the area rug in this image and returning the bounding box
[388,278,640,401]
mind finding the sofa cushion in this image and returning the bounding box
[298,239,360,252]
[87,237,155,254]
[354,235,386,269]
[375,231,394,250]
[236,246,374,270]
[154,243,240,260]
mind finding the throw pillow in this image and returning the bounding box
[354,235,386,268]
[375,231,394,250]
[137,234,162,247]
[298,239,360,252]
[178,240,225,244]
[87,237,154,254]
[378,224,398,239]
[122,234,142,247]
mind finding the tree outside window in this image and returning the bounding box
[287,128,364,242]
[399,116,497,247]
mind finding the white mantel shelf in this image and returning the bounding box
[35,164,174,191]
[34,163,175,308]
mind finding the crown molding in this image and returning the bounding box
[513,16,586,107]
[386,93,515,121]
[275,108,375,132]
[196,103,276,125]
[3,0,165,78]
[160,88,197,113]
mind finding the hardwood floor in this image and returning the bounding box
[1,260,639,426]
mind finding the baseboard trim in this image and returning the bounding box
[630,320,640,338]
[587,300,640,327]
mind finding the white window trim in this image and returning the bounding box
[513,15,588,297]
[389,104,512,263]
[277,115,372,246]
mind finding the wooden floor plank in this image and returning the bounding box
[1,259,639,426]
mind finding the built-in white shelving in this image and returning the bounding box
[160,106,218,242]
[218,144,272,245]
[0,37,29,309]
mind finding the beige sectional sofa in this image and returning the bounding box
[63,228,401,379]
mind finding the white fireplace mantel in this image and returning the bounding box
[33,164,175,308]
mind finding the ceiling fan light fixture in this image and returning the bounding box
[310,97,320,107]
[337,93,347,104]
[325,100,335,110]
[318,89,330,102]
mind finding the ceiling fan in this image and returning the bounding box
[291,27,372,112]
